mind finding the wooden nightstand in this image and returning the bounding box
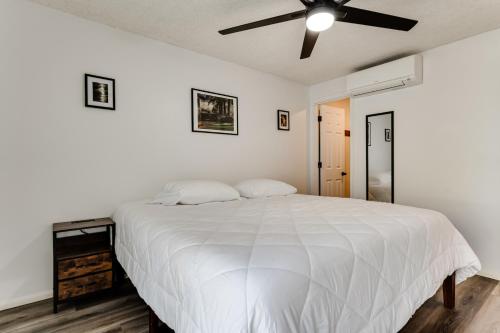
[52,218,115,313]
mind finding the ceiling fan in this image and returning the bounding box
[219,0,418,59]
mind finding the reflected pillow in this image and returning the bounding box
[370,172,391,185]
[377,172,392,185]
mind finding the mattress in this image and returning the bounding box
[113,194,480,333]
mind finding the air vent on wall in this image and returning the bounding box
[347,55,423,97]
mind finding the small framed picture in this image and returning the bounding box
[385,128,392,142]
[192,88,238,135]
[85,74,115,110]
[367,122,372,146]
[277,110,290,131]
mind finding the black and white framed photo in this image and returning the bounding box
[191,88,238,135]
[385,128,392,142]
[85,74,115,110]
[367,122,372,146]
[277,110,290,131]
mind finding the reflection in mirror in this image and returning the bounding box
[366,112,394,203]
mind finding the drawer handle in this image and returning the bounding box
[75,262,96,269]
[78,281,97,289]
[64,258,108,270]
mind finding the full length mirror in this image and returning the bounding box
[366,111,394,203]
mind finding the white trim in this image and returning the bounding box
[0,290,52,312]
[478,270,500,281]
[307,92,352,196]
[311,92,351,106]
[0,271,493,313]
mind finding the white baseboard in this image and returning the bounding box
[478,270,500,281]
[0,290,52,312]
[0,271,496,313]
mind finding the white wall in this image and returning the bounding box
[0,0,308,309]
[310,28,500,279]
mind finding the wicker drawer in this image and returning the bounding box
[58,271,112,300]
[58,252,112,280]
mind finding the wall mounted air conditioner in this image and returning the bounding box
[346,55,423,97]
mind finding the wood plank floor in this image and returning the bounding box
[0,276,498,333]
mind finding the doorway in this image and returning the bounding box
[318,98,351,198]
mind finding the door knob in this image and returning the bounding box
[341,172,347,176]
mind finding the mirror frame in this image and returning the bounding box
[366,111,394,203]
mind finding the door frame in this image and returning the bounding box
[317,99,351,197]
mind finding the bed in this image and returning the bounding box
[113,194,480,333]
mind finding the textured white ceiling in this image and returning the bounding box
[31,0,500,84]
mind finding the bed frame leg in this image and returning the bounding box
[149,307,159,333]
[148,307,175,333]
[443,272,456,309]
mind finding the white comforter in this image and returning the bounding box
[113,195,480,333]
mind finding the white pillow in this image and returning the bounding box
[153,180,240,205]
[150,191,182,206]
[234,179,297,198]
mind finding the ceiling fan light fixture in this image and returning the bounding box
[306,6,335,32]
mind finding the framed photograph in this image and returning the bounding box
[191,89,238,135]
[277,110,290,131]
[385,128,392,142]
[367,122,372,146]
[85,74,115,110]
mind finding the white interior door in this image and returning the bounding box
[320,105,345,197]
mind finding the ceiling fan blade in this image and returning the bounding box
[219,10,306,35]
[299,0,315,6]
[331,0,352,6]
[337,6,418,31]
[300,29,320,59]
